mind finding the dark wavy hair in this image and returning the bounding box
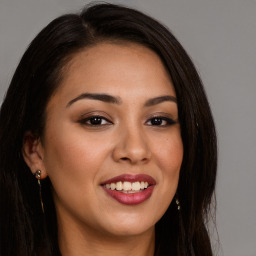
[0,3,217,256]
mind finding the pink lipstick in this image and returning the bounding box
[101,174,156,205]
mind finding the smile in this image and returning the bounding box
[101,174,156,205]
[104,181,150,193]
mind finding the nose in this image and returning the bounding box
[112,126,151,165]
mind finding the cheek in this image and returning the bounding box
[152,131,183,205]
[154,131,183,176]
[45,121,103,164]
[41,123,114,219]
[42,123,109,194]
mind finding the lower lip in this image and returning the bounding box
[102,186,155,205]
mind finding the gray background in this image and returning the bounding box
[1,0,255,255]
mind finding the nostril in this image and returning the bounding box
[119,156,149,164]
[120,157,129,161]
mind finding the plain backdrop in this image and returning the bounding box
[1,0,256,255]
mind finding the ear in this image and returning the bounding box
[22,131,47,179]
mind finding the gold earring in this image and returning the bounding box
[175,197,181,211]
[33,170,44,213]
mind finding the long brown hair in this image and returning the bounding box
[0,3,217,255]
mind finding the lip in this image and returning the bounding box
[101,174,156,205]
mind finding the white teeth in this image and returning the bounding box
[110,183,116,190]
[123,181,132,190]
[132,181,141,191]
[123,190,141,194]
[104,181,150,192]
[116,181,122,191]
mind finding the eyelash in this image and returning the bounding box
[145,116,176,127]
[78,115,112,126]
[78,115,176,127]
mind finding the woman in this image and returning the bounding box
[0,3,217,256]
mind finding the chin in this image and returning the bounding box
[99,213,156,237]
[106,224,155,238]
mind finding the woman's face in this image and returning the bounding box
[38,43,183,237]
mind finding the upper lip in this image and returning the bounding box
[101,174,156,185]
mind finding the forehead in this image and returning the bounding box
[50,42,176,105]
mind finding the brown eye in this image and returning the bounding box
[79,116,112,126]
[146,117,176,126]
[89,117,105,125]
[151,118,164,125]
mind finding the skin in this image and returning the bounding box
[23,42,183,256]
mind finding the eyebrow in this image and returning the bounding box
[66,93,122,107]
[66,93,177,107]
[144,95,177,107]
